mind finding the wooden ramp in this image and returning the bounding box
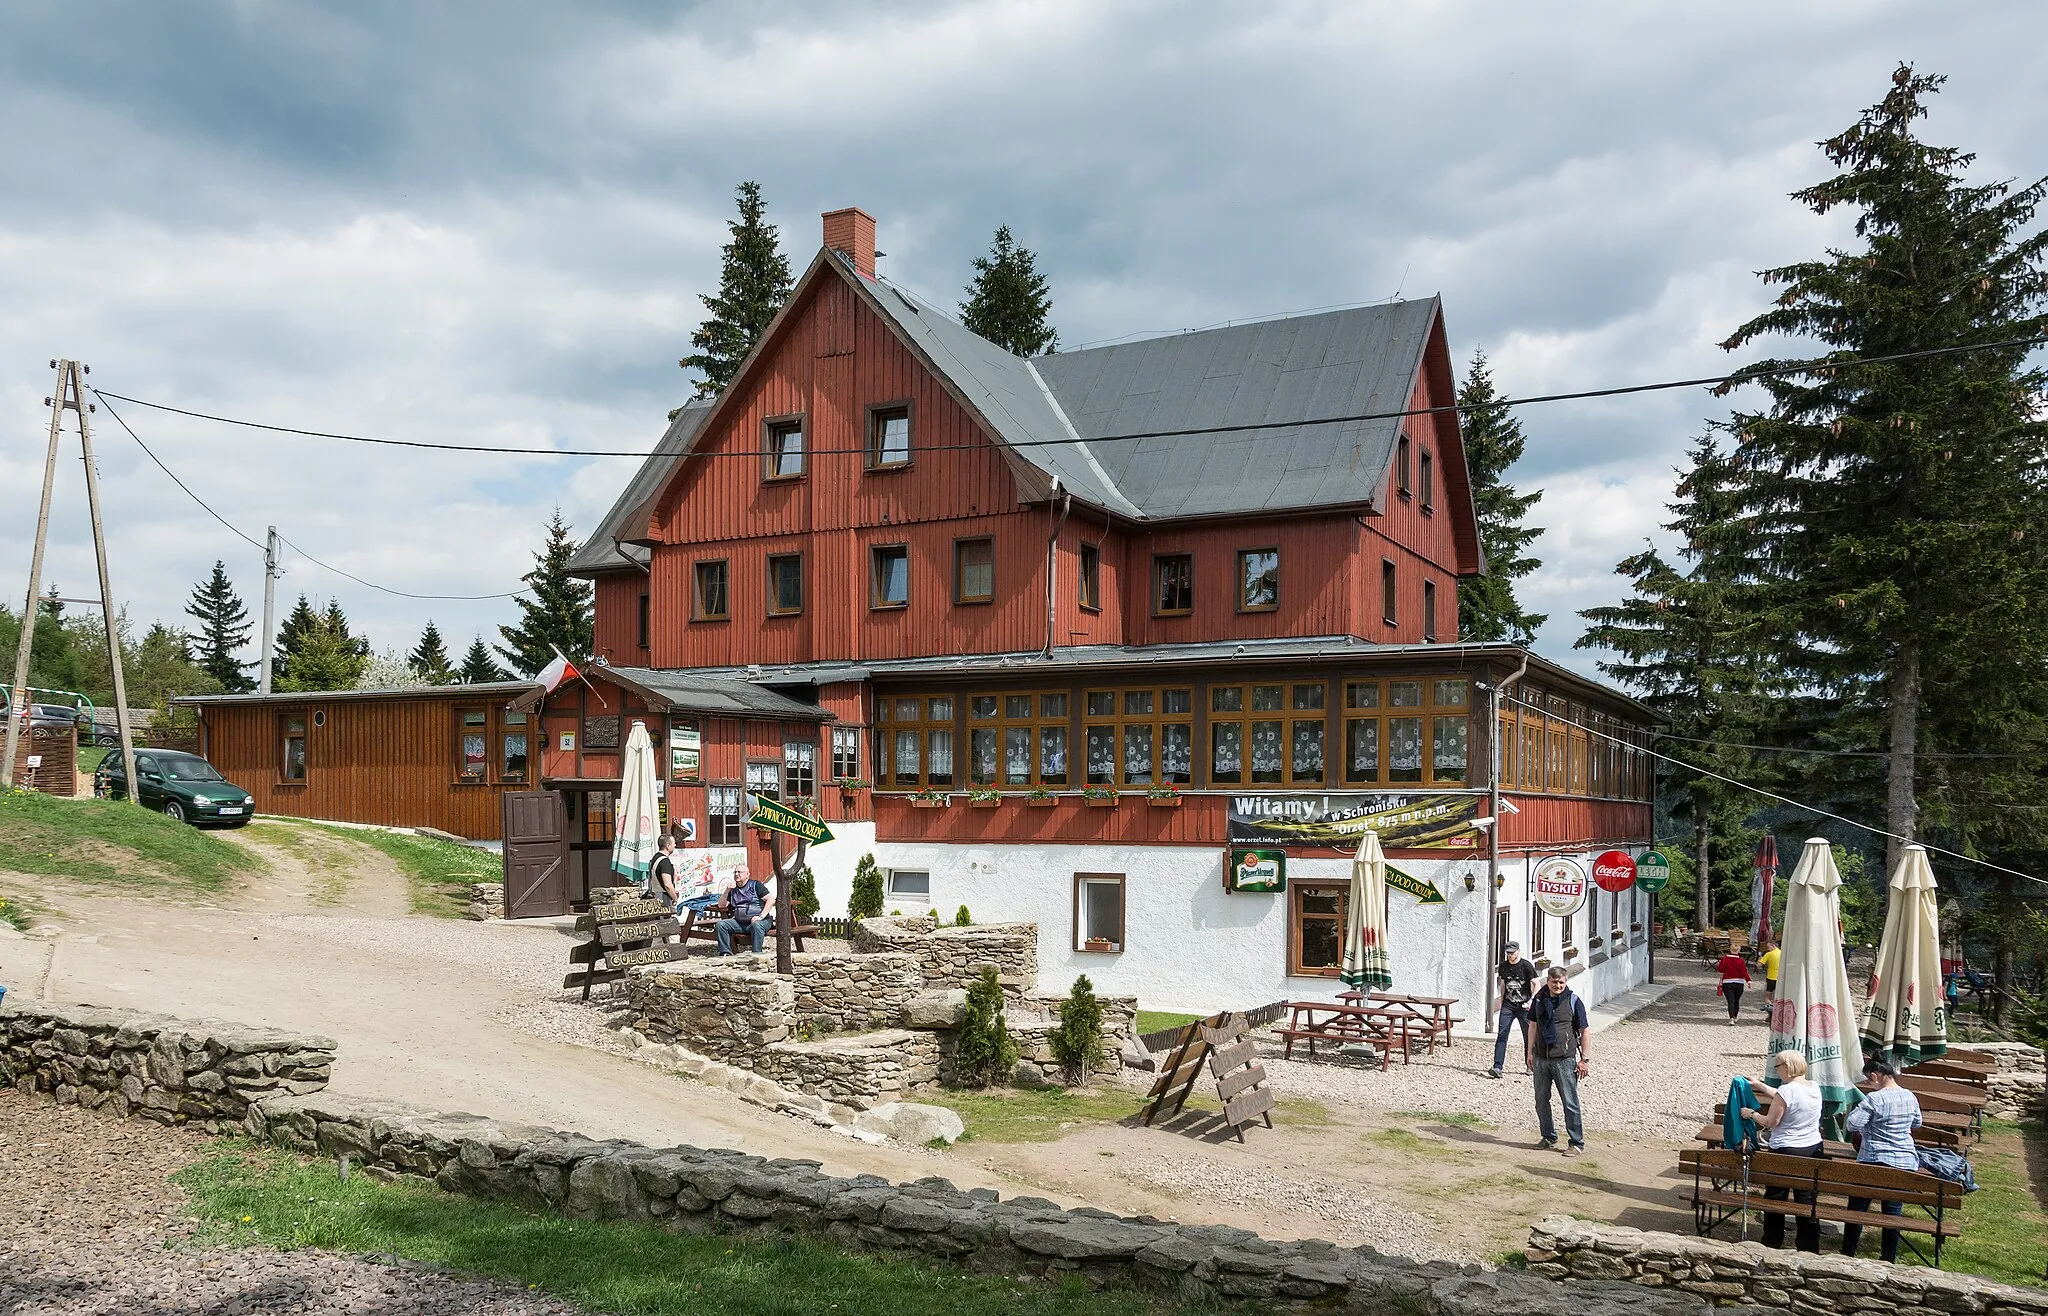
[1139,1011,1277,1142]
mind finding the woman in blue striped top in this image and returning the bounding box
[1841,1057,1923,1262]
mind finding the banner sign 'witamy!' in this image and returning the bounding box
[746,796,835,844]
[1225,793,1481,850]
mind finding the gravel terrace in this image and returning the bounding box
[0,1086,583,1316]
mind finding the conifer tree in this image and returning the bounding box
[1456,349,1546,643]
[321,599,371,663]
[410,620,455,685]
[183,561,253,693]
[678,181,793,403]
[1717,65,2048,876]
[960,226,1059,356]
[458,637,509,685]
[952,966,1020,1088]
[275,619,368,692]
[495,511,594,677]
[848,855,885,920]
[273,594,319,684]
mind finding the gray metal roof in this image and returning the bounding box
[567,401,715,576]
[597,666,833,722]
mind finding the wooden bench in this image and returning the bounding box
[1680,1147,1965,1266]
[1700,1110,1960,1153]
[674,903,818,953]
[1908,1058,1994,1084]
[1278,1002,1427,1068]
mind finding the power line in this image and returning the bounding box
[95,392,526,603]
[88,334,2048,462]
[1651,728,2048,762]
[1504,691,2047,887]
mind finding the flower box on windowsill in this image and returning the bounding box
[1564,946,1581,961]
[1083,793,1120,808]
[970,797,1002,809]
[910,796,947,809]
[1083,937,1118,953]
[1145,794,1182,808]
[1027,795,1059,807]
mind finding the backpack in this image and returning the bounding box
[1916,1146,1978,1192]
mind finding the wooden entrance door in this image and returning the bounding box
[501,790,570,919]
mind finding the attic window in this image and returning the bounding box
[1153,554,1193,617]
[765,417,806,481]
[1396,436,1412,498]
[868,404,912,469]
[1420,449,1435,512]
[1237,549,1279,613]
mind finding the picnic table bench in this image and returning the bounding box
[1276,1001,1427,1069]
[672,901,818,953]
[1680,1146,1964,1266]
[1908,1057,1994,1084]
[1337,991,1463,1052]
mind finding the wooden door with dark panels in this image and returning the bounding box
[501,790,570,918]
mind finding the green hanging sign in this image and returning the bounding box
[1228,848,1287,893]
[1636,850,1672,893]
[747,796,834,844]
[1384,864,1446,905]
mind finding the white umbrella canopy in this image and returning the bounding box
[610,720,662,890]
[1858,844,1948,1065]
[1340,829,1393,992]
[1768,838,1864,1108]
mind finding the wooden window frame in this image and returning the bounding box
[1530,891,1548,960]
[278,710,308,785]
[455,705,490,785]
[1236,547,1280,614]
[707,783,744,846]
[965,690,1071,789]
[1381,559,1398,627]
[1152,553,1194,618]
[500,709,531,784]
[865,400,914,471]
[1288,879,1350,979]
[782,740,817,804]
[1341,676,1470,787]
[830,725,861,782]
[762,414,807,482]
[1341,680,1382,785]
[1419,448,1435,512]
[1078,543,1102,612]
[870,543,910,611]
[953,537,995,606]
[1073,872,1127,953]
[1396,435,1412,498]
[1206,681,1319,786]
[1083,686,1194,788]
[636,592,650,649]
[766,553,805,617]
[692,559,730,622]
[744,760,782,813]
[876,694,957,789]
[1422,579,1438,643]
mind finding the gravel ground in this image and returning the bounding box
[259,914,575,996]
[1252,976,1772,1140]
[0,1087,583,1316]
[1113,1150,1472,1264]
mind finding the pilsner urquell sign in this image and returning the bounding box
[1225,792,1481,850]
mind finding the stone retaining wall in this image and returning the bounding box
[0,1000,334,1133]
[850,917,1038,996]
[1968,1042,2046,1118]
[244,1088,1713,1312]
[1527,1216,2048,1315]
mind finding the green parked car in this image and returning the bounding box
[100,750,254,826]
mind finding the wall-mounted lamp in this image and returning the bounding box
[1464,872,1478,892]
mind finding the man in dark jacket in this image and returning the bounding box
[716,873,775,955]
[1526,965,1591,1155]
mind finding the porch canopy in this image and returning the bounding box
[510,665,835,723]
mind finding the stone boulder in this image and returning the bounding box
[851,1101,966,1146]
[901,989,968,1029]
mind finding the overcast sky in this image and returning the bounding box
[2,0,2043,680]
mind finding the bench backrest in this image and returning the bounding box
[1681,1148,1964,1210]
[1679,1149,1827,1195]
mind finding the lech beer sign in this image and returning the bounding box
[1636,850,1672,892]
[1592,850,1638,893]
[1228,848,1287,893]
[746,796,834,844]
[1532,857,1589,918]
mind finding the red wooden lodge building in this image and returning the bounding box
[182,207,1656,1018]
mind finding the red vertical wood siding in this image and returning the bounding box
[1499,795,1653,853]
[593,574,650,667]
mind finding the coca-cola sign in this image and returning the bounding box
[1532,857,1589,918]
[1592,850,1637,893]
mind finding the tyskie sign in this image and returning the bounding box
[1532,857,1589,918]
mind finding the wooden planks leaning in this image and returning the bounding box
[564,888,690,1000]
[1138,1011,1277,1142]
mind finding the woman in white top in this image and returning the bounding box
[1743,1050,1824,1252]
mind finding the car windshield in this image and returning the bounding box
[162,758,225,782]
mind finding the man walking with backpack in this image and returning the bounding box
[1526,964,1590,1155]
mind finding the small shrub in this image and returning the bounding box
[792,865,820,922]
[951,966,1019,1088]
[955,904,972,926]
[889,909,901,917]
[1047,973,1106,1085]
[848,854,884,920]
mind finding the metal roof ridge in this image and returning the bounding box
[1021,357,1143,519]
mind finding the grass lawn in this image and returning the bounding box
[0,890,33,930]
[316,825,493,918]
[0,789,259,891]
[78,745,111,774]
[1907,1118,2048,1287]
[175,1145,1213,1316]
[1134,1010,1201,1038]
[929,1087,1148,1143]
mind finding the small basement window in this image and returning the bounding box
[1074,873,1125,952]
[887,869,931,905]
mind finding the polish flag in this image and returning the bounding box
[535,649,581,693]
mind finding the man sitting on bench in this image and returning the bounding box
[716,872,774,956]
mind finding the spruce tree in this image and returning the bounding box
[183,561,254,693]
[960,226,1059,356]
[321,598,371,663]
[495,511,594,677]
[1718,65,2048,876]
[848,854,885,920]
[458,637,509,684]
[1456,349,1546,643]
[678,181,793,403]
[273,594,318,684]
[410,620,455,685]
[951,966,1020,1088]
[1047,974,1106,1086]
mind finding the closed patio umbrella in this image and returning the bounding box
[1340,829,1393,992]
[1858,844,1947,1065]
[1768,838,1864,1110]
[611,720,661,891]
[1750,835,1779,949]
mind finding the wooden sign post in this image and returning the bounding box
[565,888,690,1000]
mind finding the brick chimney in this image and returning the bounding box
[822,207,876,279]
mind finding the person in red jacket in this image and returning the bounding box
[1717,949,1753,1025]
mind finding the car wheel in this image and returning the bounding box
[162,800,187,825]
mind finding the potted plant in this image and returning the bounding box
[968,787,1003,808]
[910,787,948,808]
[1083,937,1116,952]
[1145,782,1184,808]
[1026,781,1058,806]
[834,775,870,795]
[1082,784,1119,808]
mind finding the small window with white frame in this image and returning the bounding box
[886,869,931,905]
[831,726,860,782]
[1074,872,1126,952]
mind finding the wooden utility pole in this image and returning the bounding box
[0,361,139,798]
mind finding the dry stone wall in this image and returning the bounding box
[1968,1042,2045,1118]
[850,917,1038,996]
[1527,1216,2048,1316]
[0,1000,334,1133]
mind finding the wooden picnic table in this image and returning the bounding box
[1277,1001,1427,1069]
[1337,991,1463,1052]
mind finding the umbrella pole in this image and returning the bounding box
[1739,1140,1753,1242]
